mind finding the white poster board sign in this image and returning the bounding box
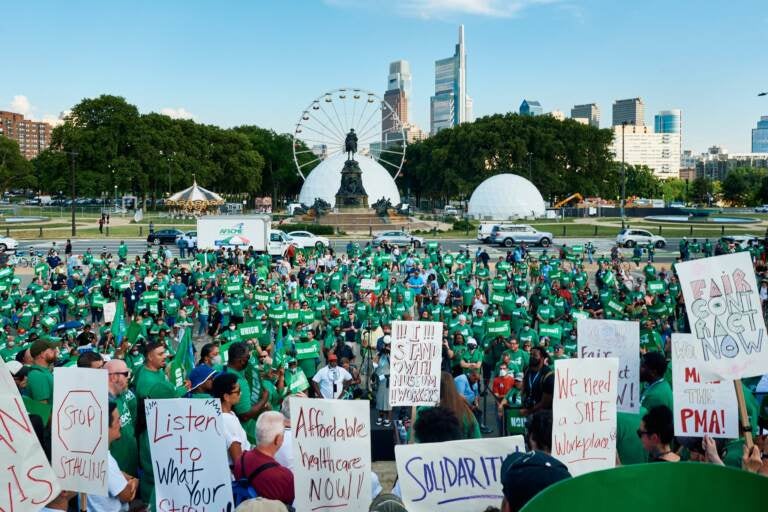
[0,359,60,512]
[676,252,768,380]
[552,358,618,476]
[389,321,442,406]
[291,398,371,512]
[359,278,376,291]
[145,399,233,512]
[577,318,640,412]
[52,367,109,495]
[103,302,116,323]
[672,333,739,438]
[395,436,525,512]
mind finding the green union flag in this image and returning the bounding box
[486,321,511,337]
[169,327,194,394]
[110,299,127,343]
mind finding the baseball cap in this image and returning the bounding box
[30,339,59,358]
[514,372,524,381]
[467,337,478,346]
[500,451,571,511]
[189,365,218,391]
[327,353,338,362]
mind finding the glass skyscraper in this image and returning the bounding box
[752,116,768,153]
[520,100,543,116]
[654,109,681,134]
[430,25,470,135]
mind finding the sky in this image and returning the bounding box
[1,0,766,154]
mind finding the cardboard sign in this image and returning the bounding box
[395,436,525,512]
[671,333,738,438]
[291,398,371,512]
[145,399,234,512]
[359,278,376,291]
[103,302,116,323]
[238,322,261,339]
[486,321,511,338]
[51,367,109,495]
[577,318,640,413]
[0,359,60,512]
[676,252,768,380]
[389,321,442,406]
[552,358,618,476]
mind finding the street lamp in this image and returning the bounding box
[61,150,79,236]
[620,121,627,227]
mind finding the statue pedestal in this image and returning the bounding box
[335,159,369,209]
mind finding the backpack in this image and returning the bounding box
[231,453,279,507]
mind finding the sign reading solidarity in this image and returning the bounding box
[52,367,109,495]
[671,333,738,438]
[145,398,234,512]
[389,321,442,406]
[291,397,371,512]
[552,358,618,476]
[0,359,60,512]
[577,318,640,413]
[676,252,768,380]
[395,436,525,512]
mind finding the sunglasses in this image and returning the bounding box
[636,429,649,438]
[109,371,131,377]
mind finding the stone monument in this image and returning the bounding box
[335,129,369,209]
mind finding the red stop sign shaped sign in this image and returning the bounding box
[56,390,104,454]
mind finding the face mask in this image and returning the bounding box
[524,326,530,330]
[499,369,508,377]
[212,355,223,366]
[229,325,236,331]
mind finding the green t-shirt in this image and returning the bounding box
[640,379,673,411]
[27,364,54,402]
[134,366,178,400]
[110,389,138,476]
[616,411,649,465]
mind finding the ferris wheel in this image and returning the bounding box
[292,88,407,180]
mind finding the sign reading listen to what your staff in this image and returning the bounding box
[389,321,442,406]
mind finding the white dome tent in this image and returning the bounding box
[299,153,401,208]
[468,173,546,220]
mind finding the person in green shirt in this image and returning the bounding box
[223,341,269,443]
[186,364,218,398]
[118,241,128,263]
[460,338,483,375]
[639,351,673,411]
[105,359,139,477]
[133,342,187,400]
[26,339,58,403]
[284,357,310,394]
[616,410,649,465]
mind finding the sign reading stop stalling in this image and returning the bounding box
[52,367,109,495]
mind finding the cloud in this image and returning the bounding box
[41,111,68,127]
[325,0,561,18]
[160,107,195,120]
[9,95,34,117]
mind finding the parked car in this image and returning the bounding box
[669,202,686,208]
[147,228,185,245]
[0,237,18,252]
[754,205,768,213]
[616,228,666,248]
[477,223,498,243]
[443,206,460,216]
[720,235,759,250]
[287,231,330,249]
[372,230,424,248]
[492,224,553,247]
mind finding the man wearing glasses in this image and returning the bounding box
[105,359,139,478]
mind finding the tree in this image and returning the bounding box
[691,177,715,205]
[0,137,35,191]
[721,167,765,206]
[623,164,662,199]
[660,178,689,203]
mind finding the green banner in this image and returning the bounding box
[572,310,590,320]
[539,325,561,337]
[295,340,320,360]
[647,280,666,294]
[486,321,511,337]
[238,322,262,338]
[286,309,300,322]
[34,263,47,275]
[226,284,242,295]
[254,291,270,303]
[606,299,624,315]
[505,407,526,435]
[141,291,159,302]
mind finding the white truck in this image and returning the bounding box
[196,215,293,258]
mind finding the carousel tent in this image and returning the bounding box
[165,180,225,216]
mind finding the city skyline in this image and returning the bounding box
[1,1,765,154]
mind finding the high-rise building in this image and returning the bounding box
[383,88,407,138]
[571,103,600,127]
[519,100,543,117]
[430,25,470,134]
[694,146,768,181]
[0,111,52,159]
[549,110,565,121]
[612,98,645,126]
[654,109,681,134]
[610,124,680,179]
[752,116,768,152]
[387,60,412,101]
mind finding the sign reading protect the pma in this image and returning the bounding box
[389,321,442,406]
[145,399,233,512]
[577,318,640,413]
[395,436,525,512]
[52,367,109,495]
[552,358,618,477]
[0,358,60,512]
[291,398,371,512]
[676,252,768,380]
[672,333,738,438]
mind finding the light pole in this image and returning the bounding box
[620,122,626,227]
[62,150,79,236]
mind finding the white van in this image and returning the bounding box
[477,223,498,243]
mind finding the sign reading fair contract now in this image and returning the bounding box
[389,321,442,406]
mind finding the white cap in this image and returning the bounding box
[467,337,478,346]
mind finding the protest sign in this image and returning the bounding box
[671,333,738,438]
[389,321,442,406]
[291,398,371,512]
[676,252,768,380]
[238,322,261,339]
[51,367,109,495]
[486,321,511,338]
[359,278,376,291]
[103,302,116,323]
[577,318,640,413]
[0,359,60,512]
[552,358,618,476]
[395,436,525,512]
[145,398,234,512]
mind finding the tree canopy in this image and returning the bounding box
[0,137,35,191]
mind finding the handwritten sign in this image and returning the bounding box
[145,399,234,512]
[671,333,738,438]
[395,436,525,512]
[0,359,60,512]
[389,321,442,406]
[52,367,109,495]
[359,278,376,291]
[552,358,618,476]
[291,398,371,512]
[676,252,768,380]
[577,318,640,413]
[103,302,116,323]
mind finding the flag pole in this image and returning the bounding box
[733,379,753,449]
